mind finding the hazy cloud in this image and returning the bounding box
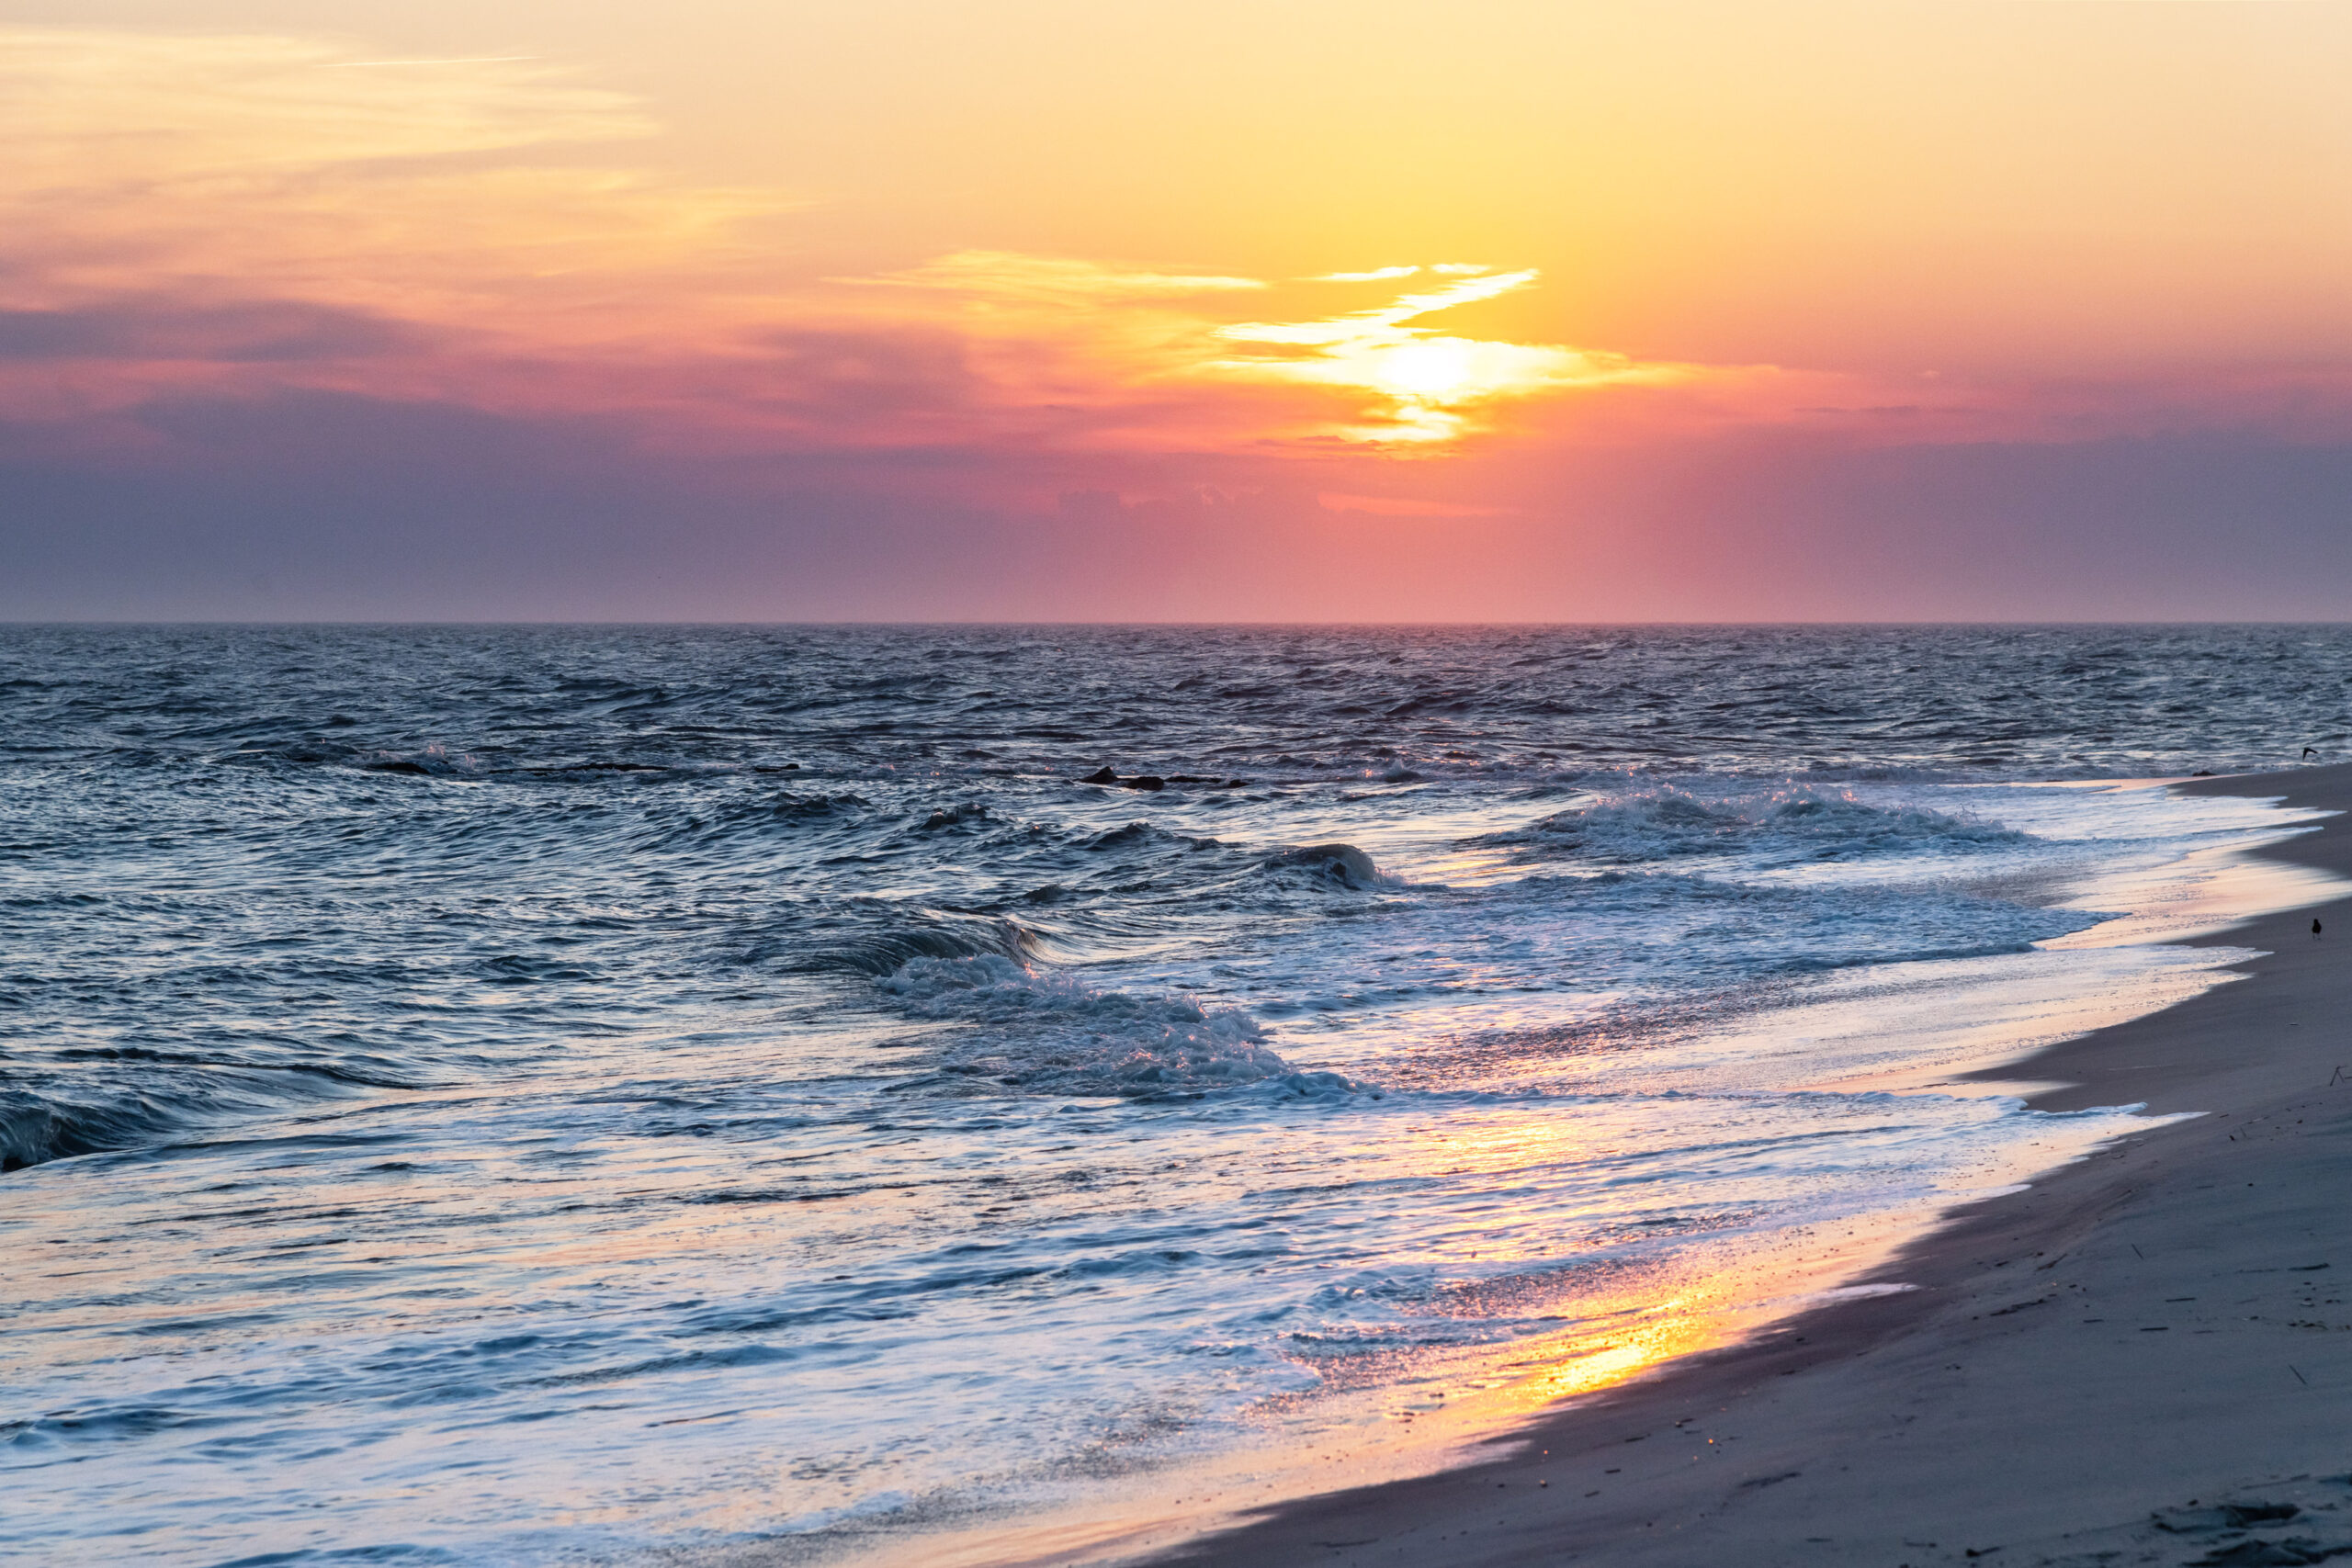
[0,302,423,363]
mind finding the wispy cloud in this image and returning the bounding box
[851,251,1266,302]
[1,29,649,186]
[318,56,545,69]
[794,250,1766,456]
[1204,269,1686,442]
[0,27,778,426]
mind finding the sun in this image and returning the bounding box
[1199,263,1684,445]
[1367,338,1481,401]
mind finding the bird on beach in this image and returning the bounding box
[2315,919,2324,939]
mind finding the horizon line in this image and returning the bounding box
[6,617,2352,631]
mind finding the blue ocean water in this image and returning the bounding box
[2,625,2347,1565]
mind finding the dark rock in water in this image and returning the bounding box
[752,762,800,773]
[521,761,669,775]
[2191,769,2214,777]
[1080,767,1205,791]
[365,760,432,775]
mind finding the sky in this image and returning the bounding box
[6,0,2352,621]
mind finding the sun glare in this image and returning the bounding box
[1372,338,1480,400]
[1204,265,1679,445]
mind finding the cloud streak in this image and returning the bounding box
[1206,268,1687,443]
[0,28,778,427]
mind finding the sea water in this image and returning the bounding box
[2,625,2346,1565]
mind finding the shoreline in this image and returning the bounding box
[1127,761,2352,1567]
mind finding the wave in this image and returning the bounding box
[1260,842,1394,890]
[769,790,872,818]
[638,789,875,854]
[879,953,1366,1100]
[0,1069,373,1174]
[1082,820,1221,853]
[1476,784,2032,865]
[357,743,482,778]
[819,915,1041,977]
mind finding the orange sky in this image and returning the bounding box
[7,2,2352,618]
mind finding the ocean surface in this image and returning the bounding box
[3,624,2348,1566]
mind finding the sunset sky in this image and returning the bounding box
[8,1,2352,620]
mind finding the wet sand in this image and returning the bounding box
[1150,761,2352,1568]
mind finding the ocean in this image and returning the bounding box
[3,624,2346,1565]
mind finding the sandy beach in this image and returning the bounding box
[1155,762,2352,1568]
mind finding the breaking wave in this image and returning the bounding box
[1479,784,2033,864]
[819,915,1042,977]
[0,1072,372,1174]
[1260,842,1394,889]
[881,953,1364,1099]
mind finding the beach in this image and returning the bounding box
[1154,761,2352,1567]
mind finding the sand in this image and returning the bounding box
[1151,762,2352,1568]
